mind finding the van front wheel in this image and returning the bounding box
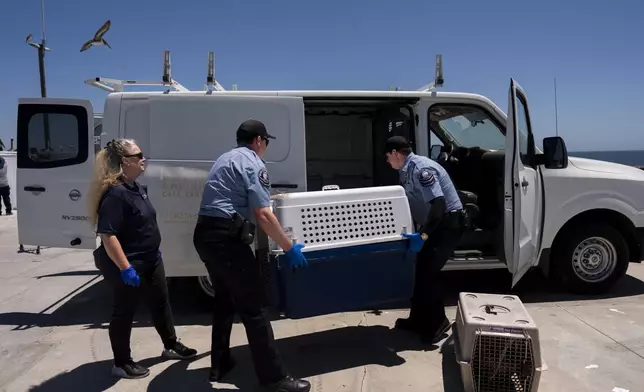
[553,224,629,294]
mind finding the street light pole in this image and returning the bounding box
[37,0,47,97]
[26,0,51,149]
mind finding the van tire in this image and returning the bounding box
[552,224,629,294]
[197,275,215,299]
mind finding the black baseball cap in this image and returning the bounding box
[384,135,411,154]
[236,119,276,141]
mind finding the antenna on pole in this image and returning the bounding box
[554,77,559,137]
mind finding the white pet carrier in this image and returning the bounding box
[453,292,545,392]
[270,185,413,253]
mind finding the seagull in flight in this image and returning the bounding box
[80,20,112,52]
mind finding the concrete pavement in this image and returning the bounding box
[1,213,643,392]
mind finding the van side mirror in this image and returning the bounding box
[538,136,568,169]
[430,144,442,161]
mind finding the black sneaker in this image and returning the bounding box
[421,317,451,345]
[162,339,198,360]
[209,356,236,382]
[394,317,424,332]
[262,375,311,392]
[112,360,150,379]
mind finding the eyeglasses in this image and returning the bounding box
[124,152,144,160]
[261,137,270,146]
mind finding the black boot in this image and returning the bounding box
[394,305,427,333]
[394,317,423,332]
[262,375,311,392]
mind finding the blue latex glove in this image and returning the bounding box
[120,266,141,287]
[285,243,308,269]
[402,233,425,253]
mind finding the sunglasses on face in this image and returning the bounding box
[261,137,270,146]
[124,152,144,160]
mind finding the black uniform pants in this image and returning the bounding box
[410,215,465,329]
[94,248,178,366]
[0,186,11,213]
[193,216,286,385]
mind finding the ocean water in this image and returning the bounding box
[569,150,644,167]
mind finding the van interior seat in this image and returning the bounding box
[437,146,505,231]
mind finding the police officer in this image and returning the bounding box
[193,119,311,392]
[384,136,466,344]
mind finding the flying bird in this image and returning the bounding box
[26,33,32,43]
[80,20,111,52]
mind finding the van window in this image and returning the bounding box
[515,96,532,166]
[428,105,505,151]
[17,104,90,169]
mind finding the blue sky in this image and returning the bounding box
[1,0,642,151]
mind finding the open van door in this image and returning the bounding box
[16,98,97,250]
[503,79,543,286]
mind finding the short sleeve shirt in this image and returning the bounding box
[96,181,161,263]
[399,153,463,224]
[198,146,271,223]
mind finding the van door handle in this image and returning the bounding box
[271,183,298,189]
[521,179,529,188]
[24,186,46,192]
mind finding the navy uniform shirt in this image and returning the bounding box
[96,181,162,263]
[399,153,463,225]
[198,146,272,223]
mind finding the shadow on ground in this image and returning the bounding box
[11,266,644,390]
[27,324,450,391]
[2,267,644,331]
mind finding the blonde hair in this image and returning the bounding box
[88,138,138,226]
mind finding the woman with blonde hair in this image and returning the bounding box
[90,138,197,379]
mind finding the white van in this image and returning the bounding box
[14,59,644,302]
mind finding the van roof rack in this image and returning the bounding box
[416,54,444,92]
[85,50,227,93]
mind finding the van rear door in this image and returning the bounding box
[16,98,97,250]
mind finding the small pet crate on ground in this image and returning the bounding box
[453,292,546,392]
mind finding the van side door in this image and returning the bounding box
[504,79,544,286]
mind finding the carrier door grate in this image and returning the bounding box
[471,331,535,392]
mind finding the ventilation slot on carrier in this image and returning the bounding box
[270,186,414,252]
[299,201,397,245]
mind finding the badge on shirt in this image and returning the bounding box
[418,167,436,187]
[258,168,270,188]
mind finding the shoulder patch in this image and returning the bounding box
[258,168,270,188]
[418,167,436,187]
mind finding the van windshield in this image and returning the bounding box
[429,105,505,150]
